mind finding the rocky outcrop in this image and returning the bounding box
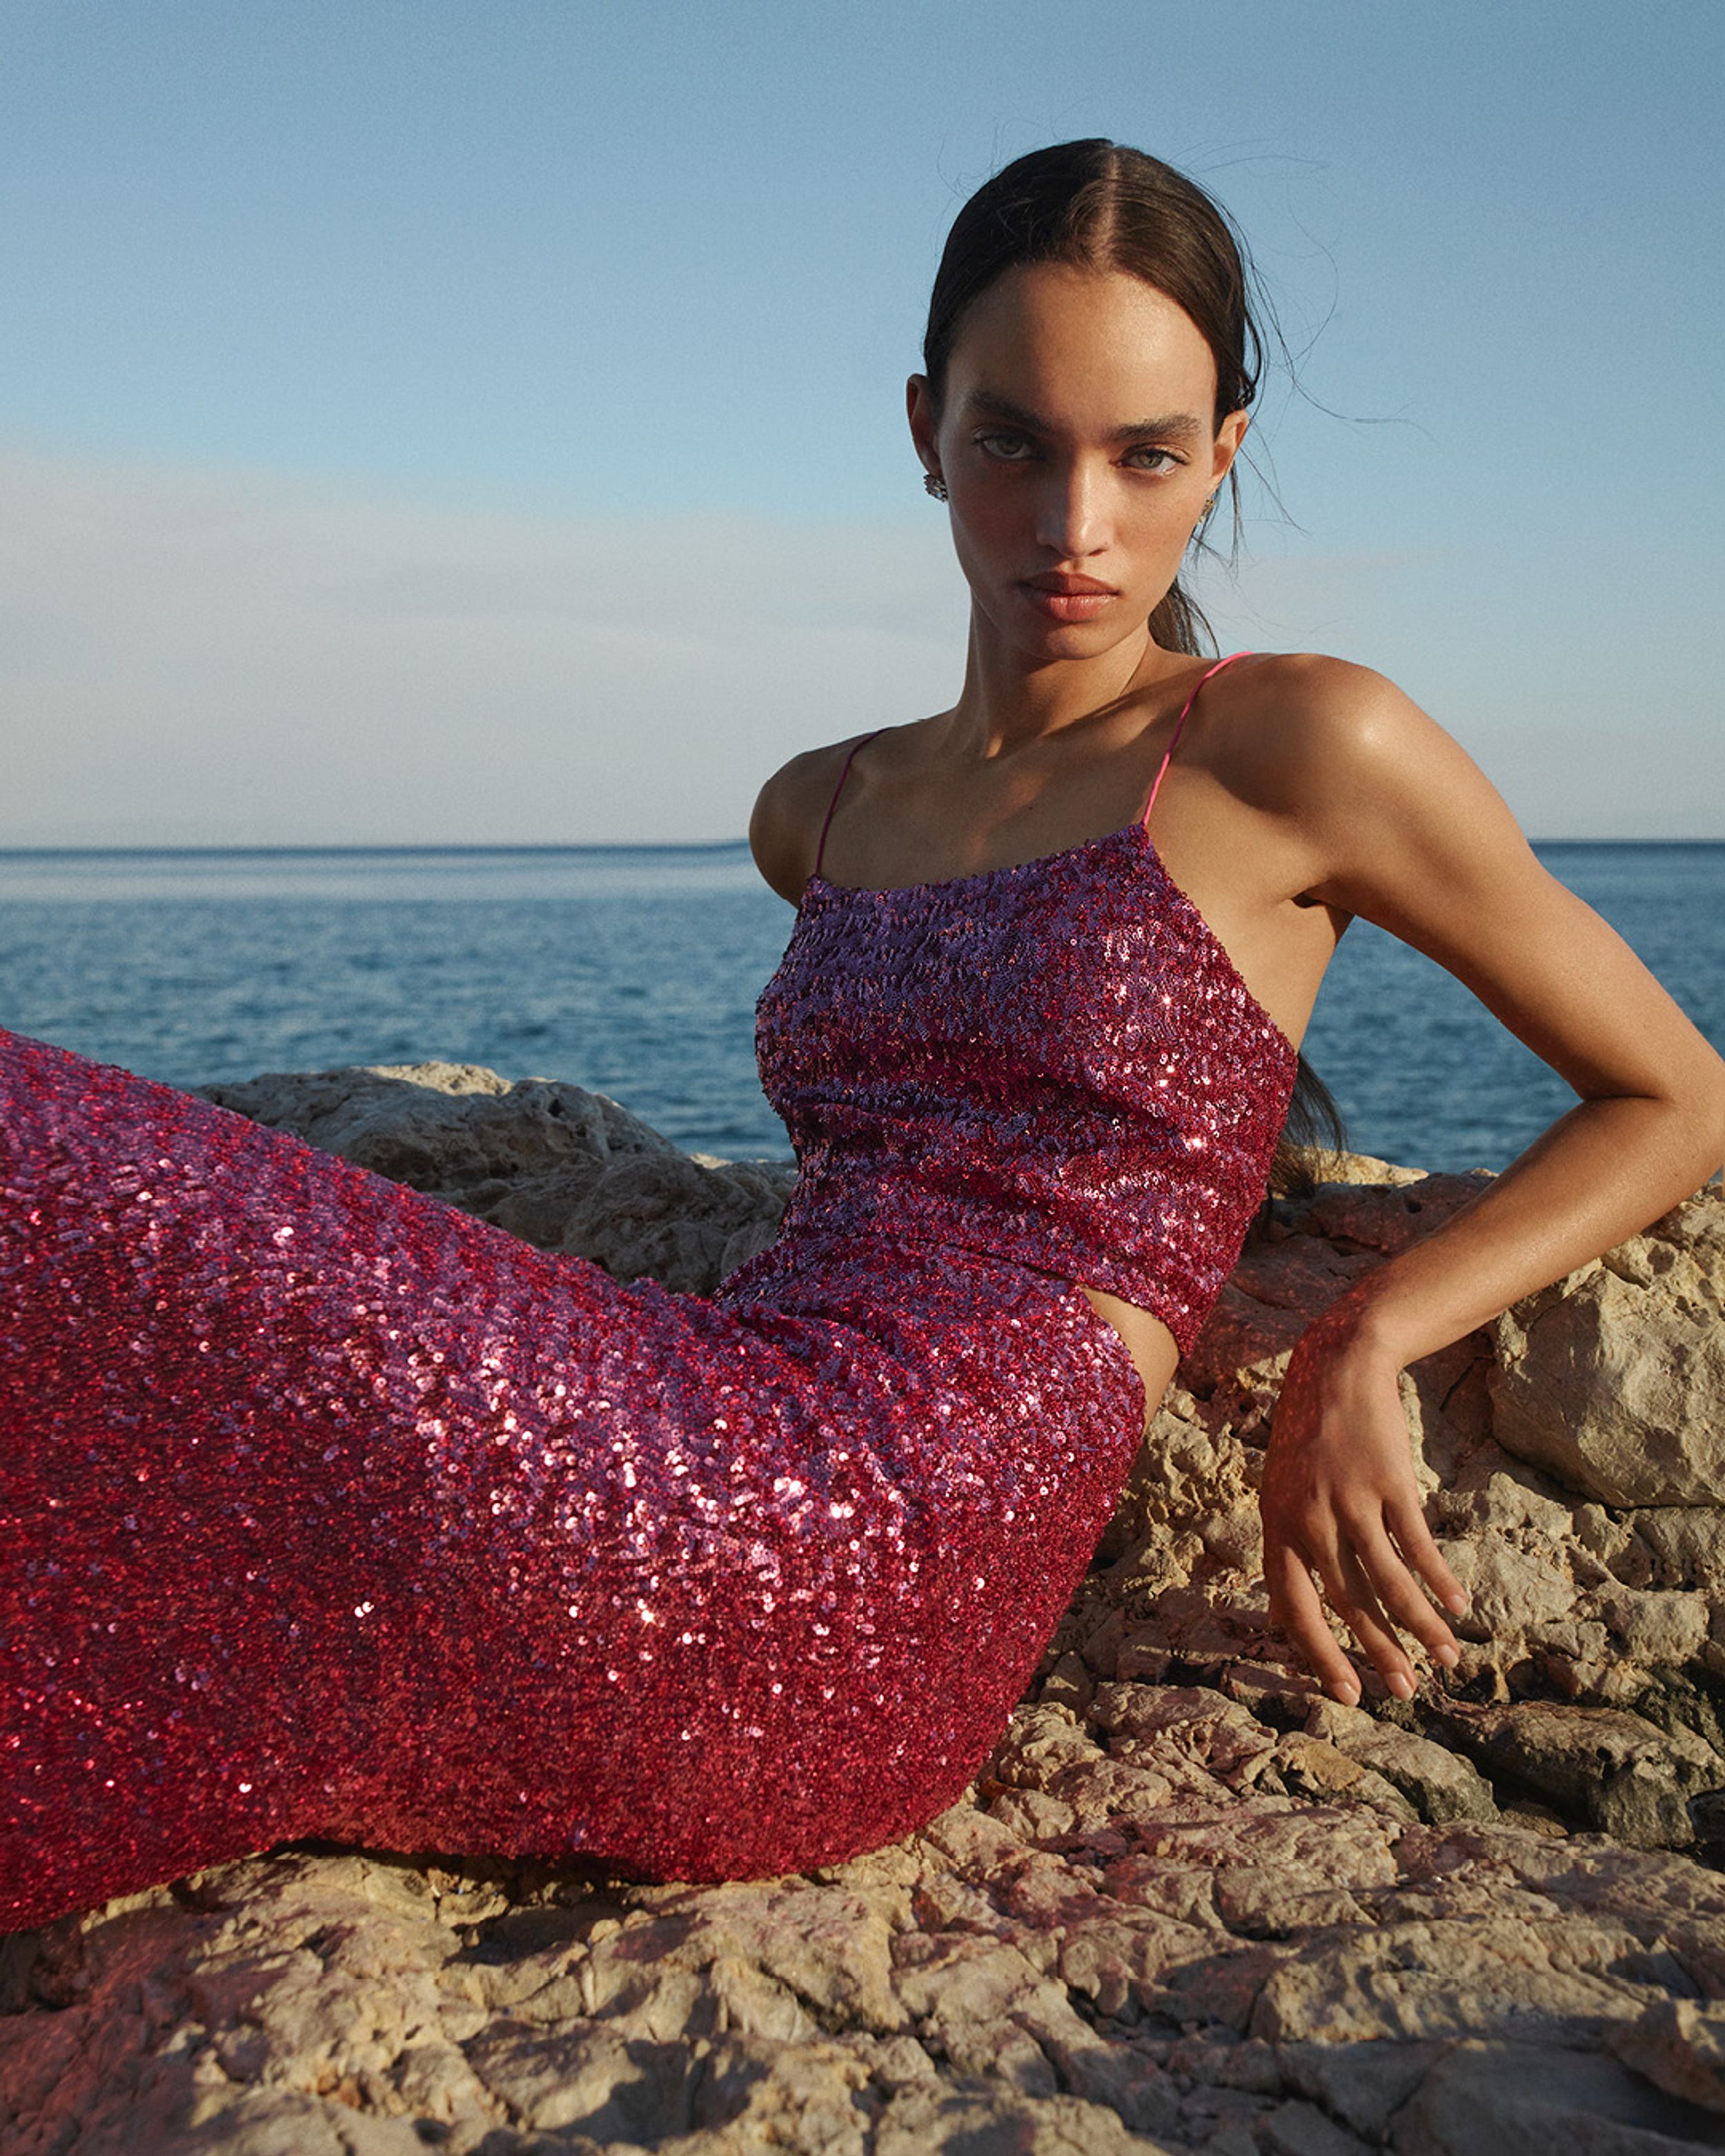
[197,1062,798,1292]
[1488,1210,1725,1507]
[1070,1154,1725,1862]
[6,1063,1724,2154]
[12,1789,1725,2155]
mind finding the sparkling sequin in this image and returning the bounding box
[767,819,1299,1357]
[0,824,1294,1930]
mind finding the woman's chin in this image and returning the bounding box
[987,602,1150,666]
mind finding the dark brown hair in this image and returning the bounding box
[925,139,1348,1208]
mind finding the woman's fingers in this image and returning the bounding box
[1386,1495,1470,1618]
[1321,1545,1419,1699]
[1261,1338,1474,1699]
[1269,1507,1462,1701]
[1264,1538,1362,1705]
[1350,1517,1461,1670]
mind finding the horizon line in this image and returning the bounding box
[0,838,756,859]
[1,835,1724,860]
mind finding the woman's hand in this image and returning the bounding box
[1261,1292,1469,1705]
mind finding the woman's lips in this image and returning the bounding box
[1021,575,1118,623]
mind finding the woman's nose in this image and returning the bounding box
[1034,459,1110,559]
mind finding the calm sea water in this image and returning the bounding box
[1,842,1720,1175]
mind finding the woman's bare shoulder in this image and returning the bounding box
[1226,651,1545,918]
[748,733,885,904]
[1216,651,1464,820]
[1235,657,1724,1116]
[1230,649,1430,744]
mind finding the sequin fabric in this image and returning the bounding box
[1,822,1294,1932]
[767,819,1300,1358]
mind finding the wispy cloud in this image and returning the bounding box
[3,446,1717,843]
[0,447,968,844]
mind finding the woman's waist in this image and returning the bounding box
[716,1221,1147,1429]
[751,1170,1223,1346]
[724,1209,1157,1402]
[716,1216,1072,1311]
[1078,1283,1179,1426]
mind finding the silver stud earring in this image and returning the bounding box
[924,472,949,502]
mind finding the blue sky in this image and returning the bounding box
[3,0,1721,842]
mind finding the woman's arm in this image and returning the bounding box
[1256,661,1725,1706]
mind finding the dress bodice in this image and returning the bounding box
[753,816,1301,1356]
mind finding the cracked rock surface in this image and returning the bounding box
[6,1064,1724,2153]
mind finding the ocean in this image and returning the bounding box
[1,841,1720,1178]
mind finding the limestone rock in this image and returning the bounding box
[200,1059,678,1179]
[1390,2039,1725,2154]
[1432,1701,1725,1850]
[198,1060,796,1294]
[1610,1997,1725,2116]
[1487,1197,1725,1507]
[1303,1701,1499,1826]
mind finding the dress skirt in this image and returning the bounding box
[0,1027,1145,1932]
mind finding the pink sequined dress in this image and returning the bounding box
[1,653,1297,1932]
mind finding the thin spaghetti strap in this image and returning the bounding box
[1141,651,1255,829]
[813,729,883,879]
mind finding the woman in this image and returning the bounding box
[4,141,1722,1935]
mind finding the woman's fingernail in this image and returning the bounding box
[1333,1680,1360,1705]
[1388,1671,1416,1701]
[1436,1642,1460,1669]
[1446,1592,1470,1616]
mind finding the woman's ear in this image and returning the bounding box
[1210,409,1250,491]
[907,374,941,480]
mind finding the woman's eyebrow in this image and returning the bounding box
[960,389,1209,444]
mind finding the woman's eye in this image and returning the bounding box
[970,434,1184,471]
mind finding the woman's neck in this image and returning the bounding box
[945,610,1186,760]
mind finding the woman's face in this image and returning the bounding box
[909,262,1248,662]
